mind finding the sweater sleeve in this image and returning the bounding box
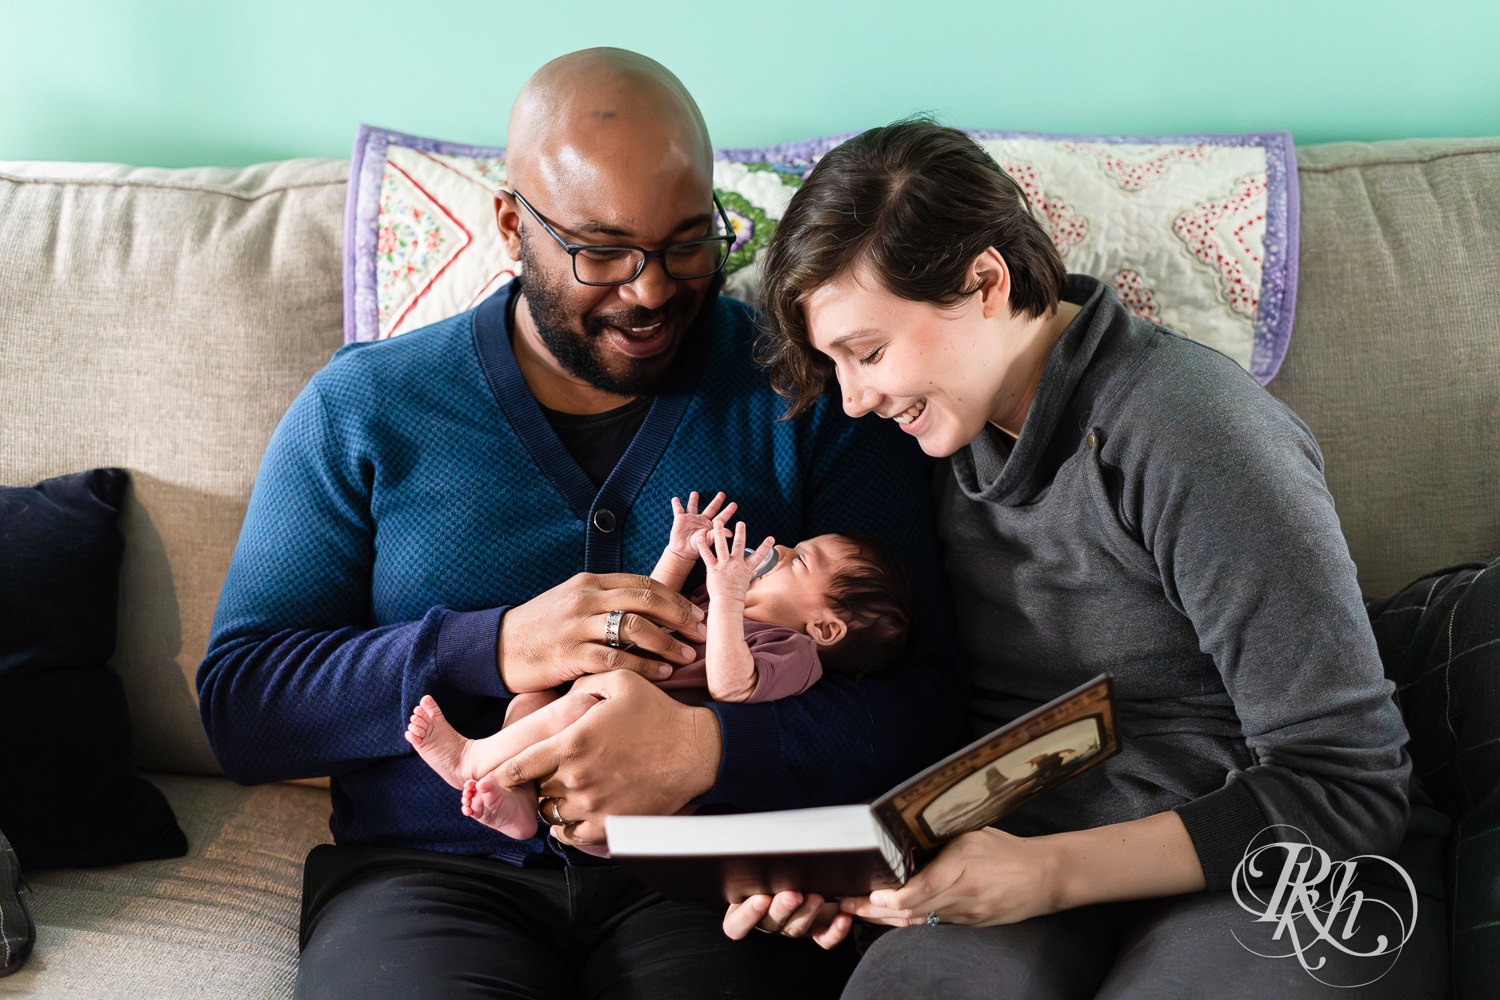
[196,374,508,784]
[699,402,970,811]
[1128,361,1410,889]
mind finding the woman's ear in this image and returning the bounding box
[495,191,523,258]
[806,614,848,647]
[973,247,1012,319]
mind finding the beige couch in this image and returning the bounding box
[2,137,1497,997]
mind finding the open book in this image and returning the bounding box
[605,673,1118,903]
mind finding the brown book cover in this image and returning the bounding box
[605,674,1118,903]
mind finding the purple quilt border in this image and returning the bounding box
[344,124,508,343]
[347,125,1298,382]
[715,131,860,166]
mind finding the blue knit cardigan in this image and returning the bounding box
[199,283,966,863]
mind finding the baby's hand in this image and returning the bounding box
[697,517,776,605]
[667,491,738,562]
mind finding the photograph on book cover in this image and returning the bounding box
[881,677,1118,850]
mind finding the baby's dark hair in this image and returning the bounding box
[819,531,916,678]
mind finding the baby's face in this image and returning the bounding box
[741,533,857,631]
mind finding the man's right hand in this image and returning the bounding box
[497,572,708,693]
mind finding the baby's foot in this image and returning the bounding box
[462,776,539,840]
[404,694,472,790]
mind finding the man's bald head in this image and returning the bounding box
[495,49,726,410]
[506,48,712,195]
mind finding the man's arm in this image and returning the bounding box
[200,366,712,786]
[197,377,507,783]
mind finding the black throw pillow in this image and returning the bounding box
[0,469,187,868]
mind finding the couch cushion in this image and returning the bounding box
[0,159,349,775]
[5,775,329,999]
[1271,138,1500,595]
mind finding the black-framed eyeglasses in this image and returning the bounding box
[510,189,736,287]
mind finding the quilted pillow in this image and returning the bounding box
[0,469,187,868]
[345,124,1297,384]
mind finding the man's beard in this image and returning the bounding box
[518,230,723,396]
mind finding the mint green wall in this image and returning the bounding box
[4,0,1497,167]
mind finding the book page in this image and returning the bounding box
[605,804,879,857]
[605,805,909,901]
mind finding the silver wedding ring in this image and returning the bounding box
[604,609,624,648]
[537,797,572,828]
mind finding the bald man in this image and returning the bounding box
[199,48,964,999]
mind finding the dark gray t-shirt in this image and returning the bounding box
[935,275,1409,888]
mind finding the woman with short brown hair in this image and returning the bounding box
[730,117,1445,999]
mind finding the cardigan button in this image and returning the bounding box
[1085,432,1097,449]
[592,509,617,533]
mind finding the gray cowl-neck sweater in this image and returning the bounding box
[935,275,1410,889]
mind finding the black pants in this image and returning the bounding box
[294,845,856,999]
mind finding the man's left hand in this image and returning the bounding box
[499,670,722,844]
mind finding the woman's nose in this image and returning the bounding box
[840,378,880,418]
